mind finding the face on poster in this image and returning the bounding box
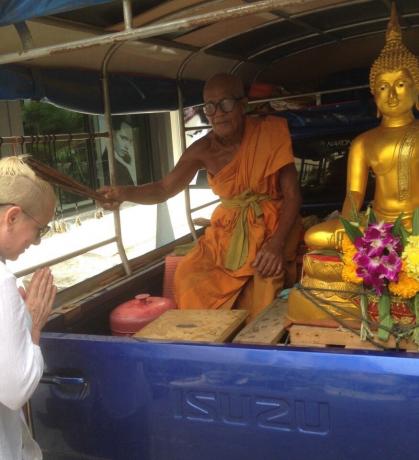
[114,120,137,184]
[115,121,133,163]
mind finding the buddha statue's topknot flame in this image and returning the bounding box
[369,2,419,91]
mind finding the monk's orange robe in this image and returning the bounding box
[174,116,298,316]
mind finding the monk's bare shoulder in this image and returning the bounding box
[157,135,211,193]
[183,133,212,164]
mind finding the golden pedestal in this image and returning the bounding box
[287,253,361,324]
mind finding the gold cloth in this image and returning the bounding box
[221,190,269,270]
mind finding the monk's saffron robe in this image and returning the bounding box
[174,116,298,316]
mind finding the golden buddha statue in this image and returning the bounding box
[287,2,419,324]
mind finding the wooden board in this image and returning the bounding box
[289,324,419,351]
[233,299,289,345]
[134,309,248,343]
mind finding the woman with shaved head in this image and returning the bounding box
[0,156,57,459]
[99,73,301,319]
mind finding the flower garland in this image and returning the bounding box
[403,235,419,279]
[341,235,363,285]
[340,207,419,343]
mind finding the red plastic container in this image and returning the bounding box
[110,293,175,336]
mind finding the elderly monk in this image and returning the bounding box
[99,73,301,318]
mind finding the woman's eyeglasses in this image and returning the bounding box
[203,97,243,116]
[22,209,51,238]
[0,203,50,238]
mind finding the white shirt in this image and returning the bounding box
[0,262,43,460]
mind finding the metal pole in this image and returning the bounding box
[0,132,108,145]
[0,0,320,66]
[190,199,220,214]
[177,84,198,241]
[101,42,132,276]
[15,237,117,278]
[122,0,133,30]
[245,83,369,105]
[13,22,33,51]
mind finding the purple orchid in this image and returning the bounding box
[355,223,402,256]
[352,222,402,295]
[354,254,386,294]
[364,221,393,237]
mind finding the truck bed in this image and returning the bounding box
[31,265,419,460]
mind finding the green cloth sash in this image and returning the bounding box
[221,189,270,271]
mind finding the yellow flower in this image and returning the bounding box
[342,234,356,255]
[402,235,419,281]
[389,271,419,298]
[341,234,363,284]
[342,264,363,284]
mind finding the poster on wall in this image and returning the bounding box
[98,115,138,186]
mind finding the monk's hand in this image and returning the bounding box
[252,238,284,278]
[96,186,124,211]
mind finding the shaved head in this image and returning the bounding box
[0,156,55,221]
[204,73,245,101]
[203,73,247,143]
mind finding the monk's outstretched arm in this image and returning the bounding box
[253,163,301,278]
[98,139,206,208]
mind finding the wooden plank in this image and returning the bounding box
[233,299,289,345]
[289,325,419,351]
[52,302,83,323]
[133,309,248,343]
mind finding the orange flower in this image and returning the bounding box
[342,264,363,284]
[389,271,419,299]
[342,234,357,256]
[341,234,363,284]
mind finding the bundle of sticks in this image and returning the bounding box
[24,156,104,201]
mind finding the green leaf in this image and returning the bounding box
[407,297,415,315]
[412,208,419,236]
[391,213,403,236]
[392,213,409,248]
[307,249,341,258]
[367,208,377,225]
[348,192,361,224]
[400,226,410,248]
[377,292,393,341]
[339,217,363,243]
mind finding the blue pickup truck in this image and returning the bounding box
[34,275,419,460]
[1,1,419,459]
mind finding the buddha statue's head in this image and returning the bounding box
[369,2,419,116]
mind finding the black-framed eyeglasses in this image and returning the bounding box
[0,203,51,238]
[203,97,243,116]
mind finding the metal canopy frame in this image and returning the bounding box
[4,0,418,280]
[0,0,311,66]
[10,1,417,100]
[21,0,419,86]
[5,0,300,279]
